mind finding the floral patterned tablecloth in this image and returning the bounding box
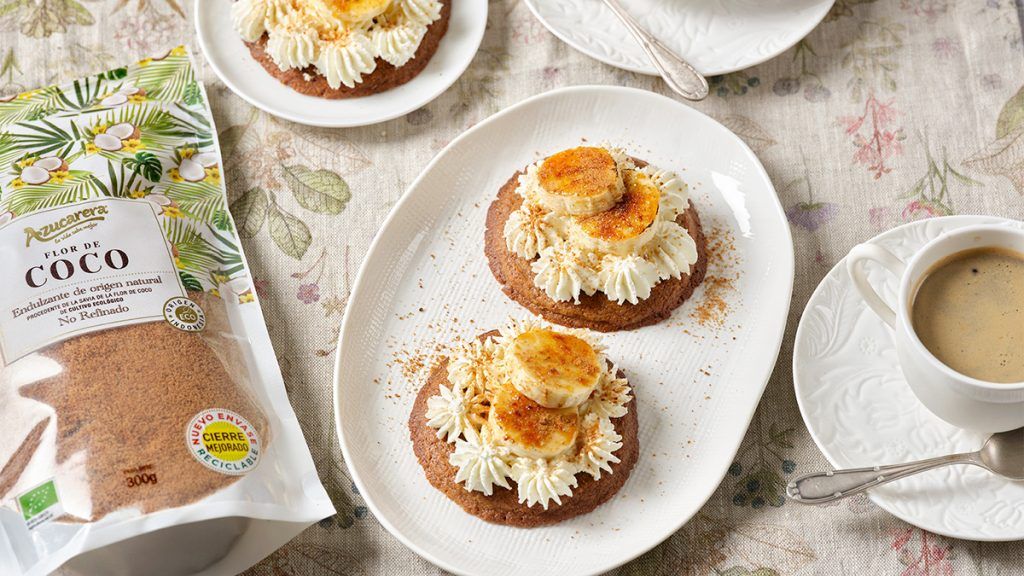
[3,0,1024,574]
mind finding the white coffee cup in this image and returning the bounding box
[847,224,1024,432]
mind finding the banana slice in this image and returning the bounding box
[319,0,391,21]
[488,382,579,459]
[570,168,661,256]
[505,328,601,409]
[536,147,625,217]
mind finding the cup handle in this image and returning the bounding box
[846,244,907,328]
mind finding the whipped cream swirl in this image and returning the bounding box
[597,253,659,305]
[425,382,472,442]
[642,220,698,281]
[233,0,306,42]
[450,428,512,496]
[575,413,623,481]
[512,163,545,205]
[644,166,690,221]
[315,29,377,88]
[231,0,270,42]
[584,368,631,420]
[446,338,497,394]
[531,244,599,304]
[504,203,565,260]
[511,457,578,510]
[399,0,442,24]
[372,16,427,67]
[266,11,319,70]
[504,144,699,305]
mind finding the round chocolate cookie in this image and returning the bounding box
[484,164,709,332]
[408,333,639,528]
[245,0,451,99]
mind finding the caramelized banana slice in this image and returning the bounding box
[570,169,661,256]
[319,0,391,21]
[506,329,601,409]
[536,147,625,216]
[488,382,579,459]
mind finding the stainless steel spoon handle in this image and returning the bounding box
[600,0,709,101]
[786,452,983,505]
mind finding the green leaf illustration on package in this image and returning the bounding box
[0,46,250,298]
[124,151,162,182]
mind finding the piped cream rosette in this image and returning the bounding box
[503,145,698,305]
[230,0,443,89]
[425,319,632,509]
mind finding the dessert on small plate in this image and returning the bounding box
[485,144,707,331]
[409,319,638,526]
[231,0,449,98]
[793,215,1024,541]
[194,0,486,127]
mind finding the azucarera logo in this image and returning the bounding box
[23,205,109,247]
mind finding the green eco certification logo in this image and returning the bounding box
[18,479,61,529]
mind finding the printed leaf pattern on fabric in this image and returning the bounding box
[966,84,1024,193]
[902,136,979,220]
[268,201,312,259]
[718,115,777,153]
[995,84,1024,139]
[824,0,878,23]
[232,187,271,238]
[727,420,799,510]
[2,0,95,38]
[842,19,905,101]
[282,164,351,214]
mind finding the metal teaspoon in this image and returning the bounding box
[786,427,1024,505]
[600,0,710,101]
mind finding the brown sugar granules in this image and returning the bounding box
[2,292,268,521]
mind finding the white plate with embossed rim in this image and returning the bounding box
[523,0,834,76]
[194,0,486,127]
[793,215,1024,542]
[333,85,794,576]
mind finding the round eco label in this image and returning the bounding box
[163,297,206,332]
[185,409,261,475]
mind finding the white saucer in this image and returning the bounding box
[194,0,487,127]
[523,0,835,76]
[793,215,1024,542]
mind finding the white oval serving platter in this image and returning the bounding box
[334,85,795,576]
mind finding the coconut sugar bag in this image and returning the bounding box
[0,48,334,576]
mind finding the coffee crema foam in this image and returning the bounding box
[911,247,1024,384]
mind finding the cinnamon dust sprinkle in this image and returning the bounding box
[690,224,741,327]
[384,339,447,400]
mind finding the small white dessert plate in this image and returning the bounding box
[194,0,487,127]
[794,215,1024,542]
[523,0,834,76]
[334,85,794,576]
